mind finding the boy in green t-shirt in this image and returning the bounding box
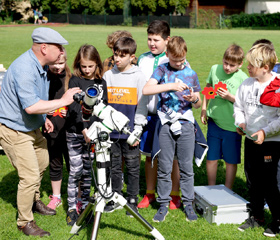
[200,44,248,189]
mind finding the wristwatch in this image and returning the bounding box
[191,97,199,104]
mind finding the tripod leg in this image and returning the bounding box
[90,194,106,240]
[91,211,101,239]
[113,194,165,240]
[70,197,95,234]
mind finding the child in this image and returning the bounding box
[137,20,191,210]
[103,30,137,73]
[200,44,247,189]
[252,39,280,211]
[234,43,280,237]
[259,40,280,204]
[65,44,108,226]
[252,39,280,74]
[44,48,71,210]
[103,37,146,216]
[143,36,201,222]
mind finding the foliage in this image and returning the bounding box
[229,12,280,28]
[190,9,219,29]
[29,0,189,16]
[223,17,232,29]
[0,15,13,24]
[131,0,190,16]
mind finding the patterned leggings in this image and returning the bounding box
[66,132,94,210]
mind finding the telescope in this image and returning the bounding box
[70,85,164,240]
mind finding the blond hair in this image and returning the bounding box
[48,47,71,92]
[246,43,277,71]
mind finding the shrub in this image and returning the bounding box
[229,12,280,28]
[190,9,219,29]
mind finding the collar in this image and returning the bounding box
[29,49,48,78]
[153,52,166,71]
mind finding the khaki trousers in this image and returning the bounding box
[0,124,49,226]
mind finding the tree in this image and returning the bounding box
[1,0,33,21]
[131,0,190,16]
[12,0,189,16]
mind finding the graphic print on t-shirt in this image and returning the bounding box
[107,87,137,105]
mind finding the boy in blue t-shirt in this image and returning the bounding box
[142,36,201,222]
[137,20,191,210]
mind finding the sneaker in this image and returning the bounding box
[184,204,197,221]
[66,209,79,226]
[104,201,123,213]
[153,205,169,222]
[137,194,156,208]
[169,195,182,210]
[238,216,264,232]
[126,198,138,218]
[47,195,62,210]
[263,220,280,237]
[76,200,83,215]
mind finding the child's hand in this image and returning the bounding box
[132,140,140,147]
[217,88,234,102]
[236,123,246,136]
[251,129,266,144]
[173,82,188,92]
[182,86,195,102]
[60,107,68,117]
[82,128,91,143]
[47,110,55,116]
[200,110,207,125]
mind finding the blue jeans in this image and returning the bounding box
[111,139,140,199]
[157,122,195,205]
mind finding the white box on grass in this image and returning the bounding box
[194,185,249,225]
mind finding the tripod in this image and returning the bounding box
[70,121,164,240]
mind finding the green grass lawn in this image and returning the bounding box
[1,25,280,239]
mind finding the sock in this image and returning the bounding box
[53,194,61,199]
[170,191,180,197]
[146,190,155,195]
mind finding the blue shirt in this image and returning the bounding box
[151,63,201,114]
[0,49,50,132]
[272,63,280,74]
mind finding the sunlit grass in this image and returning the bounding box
[1,24,279,239]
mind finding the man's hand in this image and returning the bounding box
[62,87,82,106]
[44,118,54,133]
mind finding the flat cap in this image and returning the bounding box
[32,27,68,45]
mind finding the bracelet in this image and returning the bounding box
[191,97,199,104]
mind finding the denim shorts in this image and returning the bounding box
[207,118,241,164]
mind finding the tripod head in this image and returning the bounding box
[73,85,141,145]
